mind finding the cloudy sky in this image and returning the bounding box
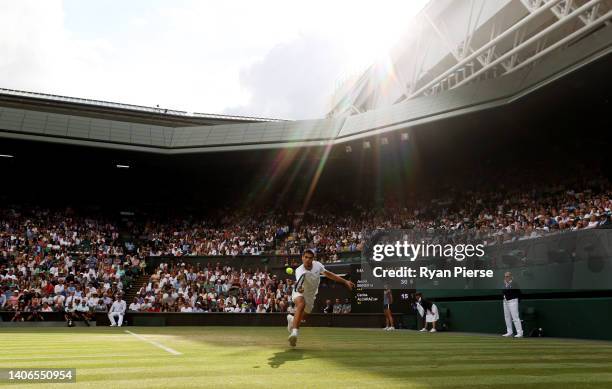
[0,0,426,119]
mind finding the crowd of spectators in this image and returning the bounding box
[128,262,294,313]
[279,175,612,254]
[0,208,143,319]
[322,298,352,314]
[2,172,612,316]
[129,211,289,257]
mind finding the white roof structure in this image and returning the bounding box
[1,0,611,154]
[0,87,284,123]
[328,0,612,117]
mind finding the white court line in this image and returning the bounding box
[0,354,133,361]
[125,330,182,356]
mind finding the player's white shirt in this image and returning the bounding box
[294,260,326,297]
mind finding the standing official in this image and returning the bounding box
[383,285,395,331]
[108,294,127,327]
[502,272,523,338]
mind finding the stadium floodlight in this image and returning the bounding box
[345,146,352,153]
[401,133,409,141]
[381,137,389,145]
[0,154,14,158]
[116,164,130,169]
[363,141,371,149]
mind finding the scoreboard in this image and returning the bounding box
[324,263,416,314]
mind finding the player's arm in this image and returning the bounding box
[322,270,355,290]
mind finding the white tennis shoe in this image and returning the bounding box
[288,333,297,347]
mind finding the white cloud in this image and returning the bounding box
[0,0,426,119]
[0,1,106,96]
[224,34,348,119]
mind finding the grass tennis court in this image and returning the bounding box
[1,327,612,388]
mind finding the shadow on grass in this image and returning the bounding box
[109,327,612,385]
[268,348,306,368]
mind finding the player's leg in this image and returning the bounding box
[117,313,124,327]
[502,300,513,336]
[289,294,314,346]
[291,296,305,330]
[509,299,523,337]
[288,296,305,346]
[286,301,294,333]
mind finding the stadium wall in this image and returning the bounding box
[91,312,410,328]
[433,297,612,341]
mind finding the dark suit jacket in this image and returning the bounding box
[502,280,521,300]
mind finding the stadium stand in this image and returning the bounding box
[2,163,612,320]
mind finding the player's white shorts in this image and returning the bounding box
[292,290,315,314]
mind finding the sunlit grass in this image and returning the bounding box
[1,327,611,389]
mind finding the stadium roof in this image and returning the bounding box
[328,0,612,117]
[0,88,285,127]
[1,19,611,154]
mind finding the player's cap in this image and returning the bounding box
[303,248,316,256]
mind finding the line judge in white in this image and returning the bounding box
[502,271,523,338]
[287,249,355,347]
[108,294,127,327]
